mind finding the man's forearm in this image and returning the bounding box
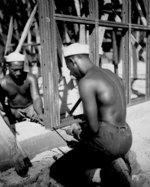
[73,126,94,141]
[33,97,43,115]
[80,126,93,141]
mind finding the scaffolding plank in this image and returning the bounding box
[38,0,59,128]
[88,0,99,66]
[15,5,37,52]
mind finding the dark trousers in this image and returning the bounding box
[50,122,132,187]
[50,142,112,187]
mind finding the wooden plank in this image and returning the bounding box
[15,5,37,52]
[55,13,150,31]
[112,30,119,74]
[74,0,87,44]
[135,0,147,26]
[4,16,13,55]
[146,0,150,98]
[56,25,74,116]
[37,0,59,129]
[99,14,109,47]
[128,1,132,104]
[88,0,99,66]
[121,0,130,104]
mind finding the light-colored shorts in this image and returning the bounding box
[10,104,38,122]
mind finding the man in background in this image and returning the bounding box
[0,51,44,126]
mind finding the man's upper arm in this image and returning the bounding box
[0,80,6,103]
[0,81,7,112]
[28,74,40,100]
[79,79,99,133]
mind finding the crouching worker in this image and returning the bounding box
[50,43,132,187]
[0,51,44,126]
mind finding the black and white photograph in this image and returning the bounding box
[0,0,150,186]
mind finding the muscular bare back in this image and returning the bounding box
[79,66,126,128]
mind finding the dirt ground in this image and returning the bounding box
[0,59,150,186]
[127,101,150,180]
[0,100,150,187]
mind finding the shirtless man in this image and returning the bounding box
[0,52,44,125]
[50,43,132,187]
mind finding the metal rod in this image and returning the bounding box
[53,127,68,143]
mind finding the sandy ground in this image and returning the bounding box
[0,100,150,187]
[127,101,150,180]
[0,58,150,186]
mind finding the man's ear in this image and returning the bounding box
[6,63,9,69]
[71,56,78,66]
[68,57,75,66]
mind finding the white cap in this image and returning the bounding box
[63,43,103,57]
[63,43,89,57]
[4,52,25,62]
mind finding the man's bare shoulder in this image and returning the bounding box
[79,76,94,86]
[0,75,10,88]
[78,77,96,97]
[27,72,37,81]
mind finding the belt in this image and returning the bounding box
[100,121,128,130]
[115,125,128,130]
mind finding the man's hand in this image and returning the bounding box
[38,113,44,126]
[64,123,82,136]
[30,113,44,126]
[72,128,82,141]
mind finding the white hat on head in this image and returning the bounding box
[4,52,25,62]
[63,43,89,57]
